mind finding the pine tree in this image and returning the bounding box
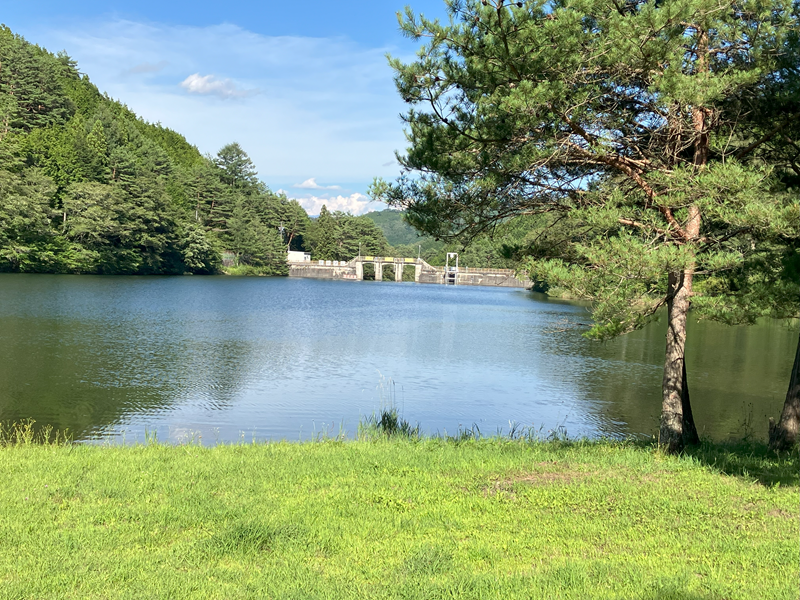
[185,158,225,224]
[180,223,221,274]
[215,142,258,190]
[86,119,109,181]
[226,198,288,274]
[374,0,799,452]
[0,168,57,271]
[0,26,75,132]
[278,197,312,251]
[337,214,390,260]
[306,205,340,260]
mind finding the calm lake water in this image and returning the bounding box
[0,274,795,444]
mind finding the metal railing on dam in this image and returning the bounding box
[287,256,531,288]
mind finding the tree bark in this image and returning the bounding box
[662,29,708,452]
[660,270,694,453]
[769,329,800,452]
[660,199,701,453]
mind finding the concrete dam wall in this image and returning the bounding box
[288,257,531,289]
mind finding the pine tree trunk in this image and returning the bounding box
[660,270,693,453]
[769,329,800,452]
[663,27,708,451]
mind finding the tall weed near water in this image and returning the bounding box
[359,406,421,439]
[0,420,71,446]
[359,375,420,439]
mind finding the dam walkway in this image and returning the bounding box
[287,256,530,288]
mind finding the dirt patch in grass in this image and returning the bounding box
[483,463,586,497]
[640,473,662,484]
[511,471,580,485]
[766,509,795,519]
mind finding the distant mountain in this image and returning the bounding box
[363,209,431,246]
[363,207,531,270]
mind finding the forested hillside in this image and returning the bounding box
[0,26,310,275]
[0,25,520,276]
[362,209,429,246]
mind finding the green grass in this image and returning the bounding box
[221,265,284,276]
[0,432,797,599]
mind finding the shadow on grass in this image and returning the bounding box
[681,440,799,487]
[635,587,720,600]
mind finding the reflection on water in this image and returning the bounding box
[0,274,794,443]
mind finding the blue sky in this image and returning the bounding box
[4,1,449,214]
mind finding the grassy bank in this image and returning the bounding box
[0,435,797,599]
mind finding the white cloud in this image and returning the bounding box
[180,73,253,98]
[292,193,380,216]
[293,178,341,190]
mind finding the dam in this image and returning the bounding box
[287,255,531,288]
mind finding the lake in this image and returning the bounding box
[0,274,795,444]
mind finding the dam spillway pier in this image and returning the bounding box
[287,256,531,289]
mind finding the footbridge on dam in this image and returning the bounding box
[288,256,531,288]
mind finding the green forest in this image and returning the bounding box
[0,25,320,276]
[0,26,528,276]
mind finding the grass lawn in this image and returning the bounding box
[0,436,797,599]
